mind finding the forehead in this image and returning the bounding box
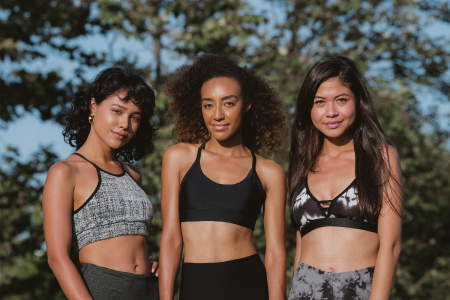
[104,90,142,112]
[201,77,242,96]
[316,77,354,98]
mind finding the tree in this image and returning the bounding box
[1,0,449,299]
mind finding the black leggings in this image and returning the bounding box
[80,263,159,300]
[179,254,269,300]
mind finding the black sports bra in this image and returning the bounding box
[179,143,266,231]
[291,179,377,236]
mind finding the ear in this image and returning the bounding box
[89,98,97,114]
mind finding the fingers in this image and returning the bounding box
[152,261,159,276]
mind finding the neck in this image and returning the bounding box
[206,130,248,157]
[77,130,117,162]
[321,132,354,156]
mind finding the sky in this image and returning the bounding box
[1,1,449,163]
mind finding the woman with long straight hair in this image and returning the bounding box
[159,53,287,300]
[43,67,159,300]
[288,56,402,300]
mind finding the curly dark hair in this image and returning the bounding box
[63,67,157,163]
[165,53,287,157]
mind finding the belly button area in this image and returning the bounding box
[329,267,335,272]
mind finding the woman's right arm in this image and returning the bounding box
[159,146,184,300]
[292,230,302,277]
[42,162,93,300]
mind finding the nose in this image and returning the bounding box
[213,105,225,121]
[325,101,338,118]
[119,114,130,129]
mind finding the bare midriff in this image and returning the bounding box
[300,226,379,273]
[79,235,151,274]
[181,221,257,263]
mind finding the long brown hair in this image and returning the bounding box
[288,56,401,226]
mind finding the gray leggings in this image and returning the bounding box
[80,263,159,300]
[288,262,393,300]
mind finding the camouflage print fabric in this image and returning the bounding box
[288,262,393,300]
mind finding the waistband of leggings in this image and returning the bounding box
[81,263,156,278]
[298,261,375,274]
[183,253,260,266]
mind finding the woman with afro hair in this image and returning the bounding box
[43,67,160,300]
[159,54,288,300]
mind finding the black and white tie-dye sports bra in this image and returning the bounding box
[291,179,377,236]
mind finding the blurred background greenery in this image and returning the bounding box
[1,0,450,299]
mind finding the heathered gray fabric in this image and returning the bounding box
[289,262,394,300]
[72,166,154,250]
[81,263,159,300]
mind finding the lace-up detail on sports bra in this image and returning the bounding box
[291,179,377,236]
[71,153,154,250]
[179,143,266,231]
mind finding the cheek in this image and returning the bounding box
[341,102,356,120]
[310,107,322,125]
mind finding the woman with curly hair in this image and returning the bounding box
[288,56,402,300]
[159,54,287,300]
[43,67,159,300]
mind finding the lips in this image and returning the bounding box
[112,132,126,140]
[212,124,229,131]
[324,121,343,129]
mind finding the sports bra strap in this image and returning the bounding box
[72,153,99,169]
[197,143,206,160]
[251,151,256,170]
[72,153,126,173]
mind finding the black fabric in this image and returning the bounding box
[300,218,378,236]
[179,254,269,300]
[179,143,266,231]
[291,179,377,236]
[80,263,159,300]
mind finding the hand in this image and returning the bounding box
[148,253,159,277]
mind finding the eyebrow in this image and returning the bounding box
[314,93,351,99]
[111,103,142,115]
[202,95,239,101]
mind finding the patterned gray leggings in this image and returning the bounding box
[288,262,393,300]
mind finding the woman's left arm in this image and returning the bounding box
[370,146,403,300]
[260,160,287,300]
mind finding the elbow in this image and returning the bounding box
[160,233,183,250]
[393,241,402,258]
[47,253,69,271]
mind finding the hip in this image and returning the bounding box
[179,254,268,300]
[289,261,392,300]
[80,263,158,300]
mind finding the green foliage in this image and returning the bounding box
[1,0,450,299]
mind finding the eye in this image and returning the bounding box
[131,115,140,122]
[337,98,348,103]
[112,109,121,114]
[225,101,235,107]
[203,103,213,109]
[314,100,325,105]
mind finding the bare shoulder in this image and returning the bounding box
[124,164,142,184]
[47,159,75,181]
[163,142,199,164]
[255,155,286,186]
[44,156,80,190]
[380,144,400,166]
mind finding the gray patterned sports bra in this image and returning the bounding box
[71,153,154,250]
[291,179,377,237]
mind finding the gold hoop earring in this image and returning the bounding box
[88,116,94,124]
